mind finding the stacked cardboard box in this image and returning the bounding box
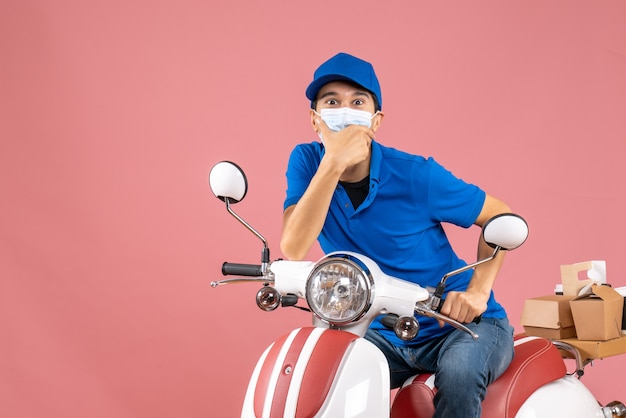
[520,261,626,361]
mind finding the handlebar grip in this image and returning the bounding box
[381,313,399,329]
[221,262,263,277]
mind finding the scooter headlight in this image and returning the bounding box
[305,254,374,326]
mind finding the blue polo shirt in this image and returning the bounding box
[284,140,507,346]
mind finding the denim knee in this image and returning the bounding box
[432,318,514,418]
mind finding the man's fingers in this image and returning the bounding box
[315,116,331,135]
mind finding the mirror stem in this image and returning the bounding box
[429,246,501,310]
[441,246,501,285]
[225,199,270,273]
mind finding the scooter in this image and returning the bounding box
[208,160,626,418]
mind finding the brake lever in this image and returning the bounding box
[415,302,479,340]
[210,277,273,288]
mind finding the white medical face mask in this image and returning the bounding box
[315,107,378,142]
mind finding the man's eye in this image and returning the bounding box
[353,99,364,105]
[325,99,338,105]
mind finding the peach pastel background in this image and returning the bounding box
[1,1,625,417]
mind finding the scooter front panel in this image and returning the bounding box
[252,327,318,417]
[295,329,362,417]
[313,336,391,417]
[247,327,365,418]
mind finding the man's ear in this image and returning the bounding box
[371,111,384,132]
[310,109,320,133]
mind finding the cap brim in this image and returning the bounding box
[305,74,360,101]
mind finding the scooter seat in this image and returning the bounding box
[390,336,567,418]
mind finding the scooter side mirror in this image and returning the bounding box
[208,161,270,278]
[209,161,248,203]
[482,213,528,251]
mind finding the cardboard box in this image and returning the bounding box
[558,334,626,361]
[569,285,624,341]
[520,295,577,339]
[616,286,626,330]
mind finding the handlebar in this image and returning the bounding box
[222,262,263,277]
[381,303,479,340]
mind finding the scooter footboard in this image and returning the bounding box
[242,327,390,418]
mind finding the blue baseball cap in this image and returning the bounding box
[306,52,382,110]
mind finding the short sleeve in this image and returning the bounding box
[283,142,323,211]
[426,158,486,227]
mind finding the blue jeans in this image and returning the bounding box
[365,317,514,418]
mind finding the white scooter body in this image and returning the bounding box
[241,324,610,418]
[240,259,615,418]
[517,376,607,418]
[240,255,421,418]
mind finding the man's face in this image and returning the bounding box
[311,81,383,133]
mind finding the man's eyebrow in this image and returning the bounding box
[352,90,372,98]
[318,91,338,100]
[318,90,372,100]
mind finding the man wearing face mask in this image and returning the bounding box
[280,52,514,418]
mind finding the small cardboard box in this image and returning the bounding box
[520,295,577,339]
[569,285,624,341]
